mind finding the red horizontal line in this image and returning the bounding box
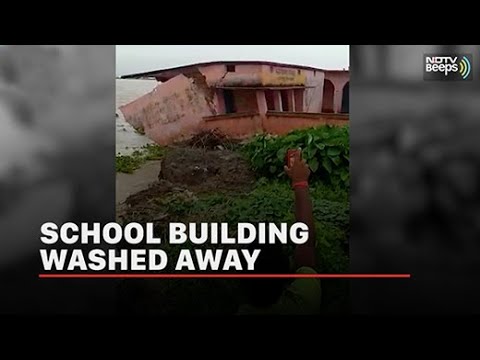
[38,273,411,279]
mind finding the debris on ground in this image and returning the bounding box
[118,146,255,223]
[186,129,235,150]
[159,147,255,192]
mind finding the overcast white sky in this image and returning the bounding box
[116,45,349,76]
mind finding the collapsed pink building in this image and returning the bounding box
[120,61,349,145]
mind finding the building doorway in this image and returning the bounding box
[223,89,236,114]
[322,79,335,113]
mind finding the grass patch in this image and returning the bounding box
[119,178,349,313]
[161,179,349,274]
[116,144,166,174]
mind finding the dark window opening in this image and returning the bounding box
[223,90,236,114]
[265,90,275,111]
[341,82,349,113]
[226,65,236,72]
[297,69,301,75]
[280,90,290,112]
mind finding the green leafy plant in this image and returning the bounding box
[143,144,166,161]
[115,155,144,174]
[242,125,350,187]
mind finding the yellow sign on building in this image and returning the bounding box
[261,67,307,86]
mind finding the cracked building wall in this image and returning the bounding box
[119,64,265,145]
[119,72,217,145]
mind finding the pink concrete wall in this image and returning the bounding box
[199,64,263,85]
[202,112,263,138]
[303,69,325,113]
[198,64,229,85]
[256,90,268,115]
[235,64,265,73]
[201,111,348,139]
[263,112,349,135]
[119,74,216,145]
[324,71,349,113]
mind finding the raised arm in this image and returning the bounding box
[284,150,316,269]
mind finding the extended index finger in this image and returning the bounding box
[293,148,302,162]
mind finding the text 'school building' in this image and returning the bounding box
[120,61,349,145]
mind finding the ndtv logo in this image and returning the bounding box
[425,56,459,76]
[424,54,472,81]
